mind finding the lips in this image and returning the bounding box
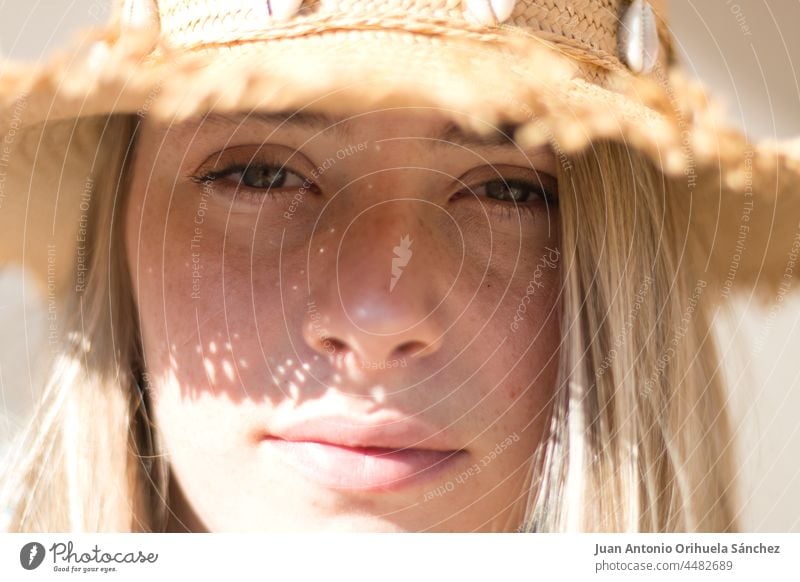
[257,415,467,492]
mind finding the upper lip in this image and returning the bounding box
[260,414,462,452]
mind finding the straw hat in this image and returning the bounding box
[0,0,798,300]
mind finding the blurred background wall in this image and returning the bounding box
[1,0,798,530]
[670,1,800,533]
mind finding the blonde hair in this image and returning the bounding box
[0,114,738,532]
[525,142,738,532]
[1,114,168,532]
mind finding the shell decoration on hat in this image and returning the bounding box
[113,0,659,76]
[618,0,660,74]
[463,0,517,27]
[267,0,306,21]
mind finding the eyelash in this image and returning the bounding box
[190,155,313,204]
[191,161,558,217]
[459,178,558,219]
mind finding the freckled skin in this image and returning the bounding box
[125,109,561,532]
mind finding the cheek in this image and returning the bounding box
[479,313,559,424]
[471,243,561,430]
[150,368,265,529]
[129,202,314,418]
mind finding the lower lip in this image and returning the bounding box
[260,437,466,492]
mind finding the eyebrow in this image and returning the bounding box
[204,111,520,149]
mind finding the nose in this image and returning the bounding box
[302,201,448,367]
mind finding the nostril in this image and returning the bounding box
[321,337,347,355]
[395,340,430,359]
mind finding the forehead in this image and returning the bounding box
[137,108,559,177]
[157,108,524,149]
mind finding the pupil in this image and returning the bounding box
[486,180,531,202]
[243,165,285,189]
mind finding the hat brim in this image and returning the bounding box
[0,24,798,301]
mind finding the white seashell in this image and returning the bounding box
[618,0,659,74]
[120,0,160,32]
[464,0,517,27]
[267,0,304,21]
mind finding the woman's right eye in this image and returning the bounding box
[197,162,307,192]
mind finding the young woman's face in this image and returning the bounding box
[125,108,561,532]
